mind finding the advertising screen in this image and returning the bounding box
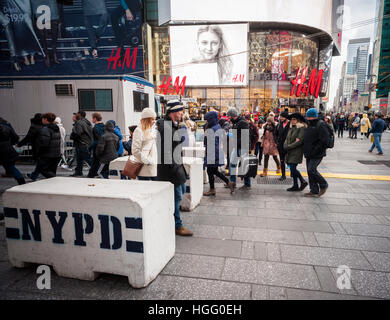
[169,23,248,86]
[0,0,144,77]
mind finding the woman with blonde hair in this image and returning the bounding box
[181,113,197,147]
[130,108,158,180]
[260,116,281,177]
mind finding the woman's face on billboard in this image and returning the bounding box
[197,31,220,60]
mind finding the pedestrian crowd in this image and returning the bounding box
[1,103,388,238]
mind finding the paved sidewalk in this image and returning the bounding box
[1,131,390,300]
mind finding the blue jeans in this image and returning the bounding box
[174,184,186,229]
[288,163,305,188]
[370,133,383,153]
[254,142,263,164]
[30,161,40,180]
[229,149,251,187]
[138,176,158,181]
[84,14,109,49]
[2,163,23,181]
[75,146,93,176]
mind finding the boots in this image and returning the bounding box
[203,188,216,196]
[16,177,26,185]
[260,168,268,177]
[276,164,281,174]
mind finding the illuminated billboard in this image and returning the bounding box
[169,23,248,86]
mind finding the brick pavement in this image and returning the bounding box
[0,131,390,300]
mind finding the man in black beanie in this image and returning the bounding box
[156,100,193,237]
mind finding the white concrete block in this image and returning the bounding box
[182,146,205,158]
[181,157,204,211]
[3,177,175,288]
[109,156,129,179]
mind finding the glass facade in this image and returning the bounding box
[152,27,321,114]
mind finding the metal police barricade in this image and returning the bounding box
[3,177,175,288]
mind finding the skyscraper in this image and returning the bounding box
[356,45,369,92]
[346,38,370,75]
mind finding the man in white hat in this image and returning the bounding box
[156,100,193,236]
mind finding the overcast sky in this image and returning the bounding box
[328,0,378,108]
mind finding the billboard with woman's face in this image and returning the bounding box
[169,23,248,86]
[0,0,144,77]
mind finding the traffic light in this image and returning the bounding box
[375,84,379,92]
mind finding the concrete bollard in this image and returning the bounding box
[109,156,129,179]
[2,177,175,288]
[182,146,205,158]
[181,157,204,211]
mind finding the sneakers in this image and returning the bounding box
[318,186,328,197]
[238,185,251,191]
[203,188,216,196]
[299,181,308,191]
[278,176,286,181]
[229,181,236,194]
[377,152,384,156]
[61,164,72,171]
[368,150,373,153]
[304,192,318,197]
[175,226,193,236]
[287,187,300,192]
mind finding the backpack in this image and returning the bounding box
[317,120,334,149]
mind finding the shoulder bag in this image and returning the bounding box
[122,140,154,179]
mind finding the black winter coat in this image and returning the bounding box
[96,122,119,164]
[156,116,187,186]
[38,124,61,158]
[17,119,42,160]
[231,116,250,155]
[303,119,329,159]
[71,118,93,148]
[275,120,290,154]
[0,121,19,165]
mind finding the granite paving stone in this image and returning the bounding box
[314,212,381,224]
[254,242,267,261]
[232,227,306,245]
[314,233,390,252]
[341,223,390,237]
[314,266,339,293]
[266,243,281,262]
[302,232,319,246]
[280,245,373,270]
[241,241,255,259]
[161,254,225,280]
[285,288,378,300]
[221,258,321,290]
[362,252,390,272]
[266,219,334,233]
[185,224,233,240]
[108,275,252,300]
[269,286,288,300]
[330,268,390,300]
[250,284,268,299]
[175,237,242,258]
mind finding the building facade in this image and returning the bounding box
[146,0,343,115]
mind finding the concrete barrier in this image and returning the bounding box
[2,177,175,288]
[109,156,129,179]
[182,146,205,158]
[181,157,204,211]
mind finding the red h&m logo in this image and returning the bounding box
[158,76,186,95]
[290,67,324,98]
[107,47,138,71]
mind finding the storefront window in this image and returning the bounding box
[206,88,221,99]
